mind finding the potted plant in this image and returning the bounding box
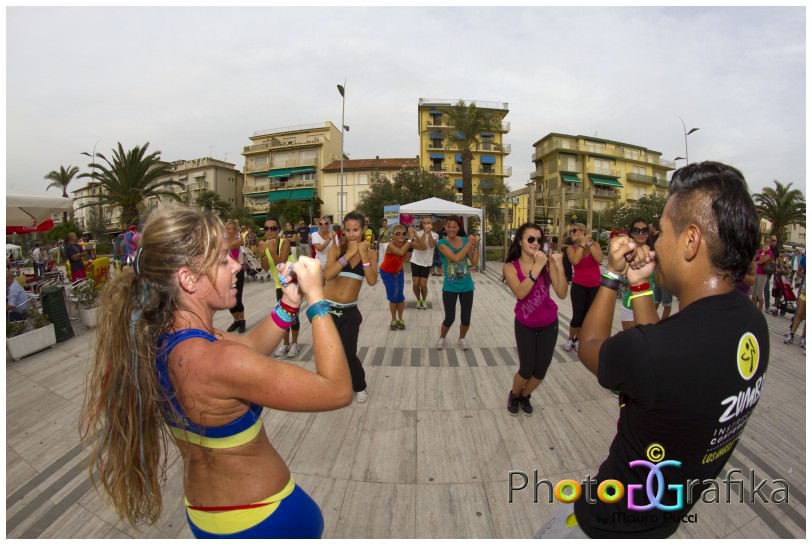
[73,278,102,328]
[6,306,57,361]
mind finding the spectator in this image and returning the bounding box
[65,232,87,281]
[6,269,30,321]
[296,219,312,261]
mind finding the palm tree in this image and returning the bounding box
[753,181,805,244]
[78,142,184,228]
[439,100,500,207]
[44,165,80,223]
[195,190,233,219]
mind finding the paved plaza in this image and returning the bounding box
[6,263,806,538]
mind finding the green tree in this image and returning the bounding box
[479,178,509,245]
[78,142,184,228]
[44,165,80,223]
[231,206,258,230]
[605,193,668,231]
[195,190,233,219]
[438,100,500,206]
[357,168,458,227]
[753,181,805,244]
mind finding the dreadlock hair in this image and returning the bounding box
[79,204,226,526]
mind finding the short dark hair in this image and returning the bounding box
[666,161,759,281]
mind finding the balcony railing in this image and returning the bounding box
[243,136,325,155]
[655,179,669,188]
[244,179,317,194]
[253,122,331,138]
[588,167,621,178]
[430,165,448,173]
[594,189,619,199]
[245,157,320,174]
[627,172,657,185]
[419,98,509,111]
[535,138,673,168]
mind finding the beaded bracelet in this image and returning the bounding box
[600,277,622,291]
[629,281,650,292]
[629,290,654,301]
[338,256,349,267]
[306,300,332,322]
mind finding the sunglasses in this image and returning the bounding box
[524,236,542,244]
[569,229,580,234]
[265,225,280,231]
[394,231,406,236]
[630,227,648,235]
[318,222,328,226]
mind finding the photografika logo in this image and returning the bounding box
[626,443,683,512]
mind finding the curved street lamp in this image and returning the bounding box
[337,81,348,221]
[678,116,699,164]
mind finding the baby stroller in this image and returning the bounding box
[771,272,797,316]
[242,247,270,282]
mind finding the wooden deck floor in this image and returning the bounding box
[6,263,806,538]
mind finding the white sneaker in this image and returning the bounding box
[784,334,794,345]
[563,339,575,352]
[355,390,369,403]
[287,343,299,357]
[436,337,446,350]
[458,338,470,351]
[273,344,289,358]
[801,337,806,349]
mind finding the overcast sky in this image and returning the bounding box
[6,6,806,200]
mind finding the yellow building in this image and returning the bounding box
[417,98,511,203]
[531,133,675,228]
[241,122,342,221]
[321,157,420,223]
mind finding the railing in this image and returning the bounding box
[430,165,448,173]
[245,200,271,213]
[536,138,670,168]
[594,189,619,199]
[244,179,317,194]
[419,98,509,111]
[627,172,657,184]
[655,179,669,188]
[245,157,320,174]
[243,136,325,154]
[253,122,331,137]
[588,167,621,177]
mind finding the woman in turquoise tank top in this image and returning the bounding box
[80,204,352,538]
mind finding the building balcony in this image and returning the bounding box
[475,166,512,177]
[245,200,271,214]
[245,157,320,175]
[534,139,676,169]
[626,172,657,185]
[479,142,511,154]
[655,179,669,189]
[244,179,316,194]
[587,167,621,178]
[429,165,449,173]
[243,135,325,155]
[594,189,619,200]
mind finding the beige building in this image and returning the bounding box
[531,133,675,229]
[321,157,420,223]
[241,122,342,222]
[417,98,511,203]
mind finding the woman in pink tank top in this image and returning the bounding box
[502,223,568,416]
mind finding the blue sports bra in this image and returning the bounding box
[156,329,263,449]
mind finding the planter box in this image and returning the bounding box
[79,307,98,328]
[6,323,57,362]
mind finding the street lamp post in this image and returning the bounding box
[678,116,699,164]
[337,81,349,222]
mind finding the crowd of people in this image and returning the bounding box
[76,160,804,539]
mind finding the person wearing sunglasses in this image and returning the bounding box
[259,218,301,358]
[323,211,379,403]
[435,217,480,350]
[502,223,567,415]
[409,216,439,309]
[380,223,416,329]
[310,217,335,269]
[618,218,656,331]
[563,223,603,352]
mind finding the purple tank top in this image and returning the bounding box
[512,260,558,328]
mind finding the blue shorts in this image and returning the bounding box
[654,286,673,306]
[380,269,405,303]
[186,482,323,539]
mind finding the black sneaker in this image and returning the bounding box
[226,321,240,332]
[237,320,246,334]
[507,391,520,415]
[519,395,533,415]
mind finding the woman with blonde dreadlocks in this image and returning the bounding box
[80,205,351,538]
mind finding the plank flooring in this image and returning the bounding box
[5,263,806,538]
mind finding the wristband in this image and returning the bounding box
[338,256,349,267]
[600,277,622,291]
[602,270,624,282]
[528,271,538,283]
[306,300,332,322]
[362,262,371,269]
[629,281,650,293]
[271,304,295,329]
[279,300,299,315]
[629,290,654,301]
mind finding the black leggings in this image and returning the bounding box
[329,305,366,392]
[569,283,599,329]
[442,290,474,328]
[275,288,300,331]
[230,269,245,313]
[515,319,558,380]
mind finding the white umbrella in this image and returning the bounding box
[6,195,73,226]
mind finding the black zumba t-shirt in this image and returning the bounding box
[574,290,769,538]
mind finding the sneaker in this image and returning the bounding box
[801,337,806,349]
[226,321,240,332]
[436,337,446,350]
[390,320,398,330]
[355,390,369,403]
[507,391,520,416]
[416,300,424,310]
[563,339,576,352]
[784,333,795,345]
[237,320,246,334]
[397,320,405,330]
[458,338,470,351]
[273,344,289,358]
[518,395,533,416]
[287,343,299,357]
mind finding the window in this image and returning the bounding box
[593,158,611,175]
[586,141,604,153]
[302,172,315,182]
[359,174,369,185]
[624,148,641,160]
[431,160,444,172]
[430,114,442,125]
[632,165,646,176]
[481,134,493,151]
[338,192,347,212]
[272,153,291,168]
[430,138,443,148]
[560,154,577,172]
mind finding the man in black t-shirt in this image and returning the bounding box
[537,162,768,539]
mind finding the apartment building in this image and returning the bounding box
[417,98,511,203]
[531,133,675,226]
[241,122,342,222]
[321,157,420,223]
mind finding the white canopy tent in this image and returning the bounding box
[399,197,487,271]
[7,195,74,226]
